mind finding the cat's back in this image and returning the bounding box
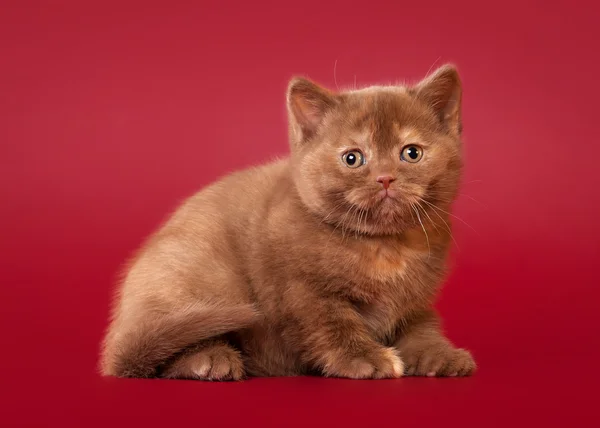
[135,157,291,303]
[167,157,291,231]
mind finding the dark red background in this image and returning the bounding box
[1,1,599,426]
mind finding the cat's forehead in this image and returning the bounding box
[340,86,435,131]
[333,86,436,150]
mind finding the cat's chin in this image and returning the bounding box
[366,200,419,236]
[361,221,409,237]
[377,197,398,212]
[351,208,413,236]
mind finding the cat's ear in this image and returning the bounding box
[287,77,338,143]
[413,64,462,136]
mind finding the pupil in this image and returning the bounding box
[409,148,418,159]
[347,154,356,165]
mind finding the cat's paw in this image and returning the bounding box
[402,344,476,377]
[162,342,245,381]
[323,347,404,379]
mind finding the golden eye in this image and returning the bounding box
[400,145,423,163]
[342,150,365,168]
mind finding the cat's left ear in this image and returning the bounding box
[413,64,462,136]
[287,77,338,144]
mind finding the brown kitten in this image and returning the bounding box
[100,64,476,380]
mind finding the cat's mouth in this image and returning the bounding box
[377,189,398,200]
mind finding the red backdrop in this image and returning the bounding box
[1,1,599,427]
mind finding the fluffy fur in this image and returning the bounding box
[100,64,476,380]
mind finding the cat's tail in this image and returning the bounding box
[100,302,259,378]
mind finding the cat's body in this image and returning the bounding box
[101,65,476,380]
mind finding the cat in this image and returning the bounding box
[100,64,476,380]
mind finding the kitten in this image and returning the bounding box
[100,64,476,380]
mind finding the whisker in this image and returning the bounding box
[423,56,442,80]
[430,191,486,208]
[344,204,361,241]
[356,208,365,239]
[333,59,340,90]
[408,204,416,224]
[418,197,479,236]
[362,208,369,234]
[415,198,460,250]
[327,203,354,245]
[408,56,442,110]
[349,205,361,240]
[339,206,352,240]
[411,203,430,258]
[415,201,440,232]
[320,200,347,226]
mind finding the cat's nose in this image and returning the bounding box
[376,175,395,190]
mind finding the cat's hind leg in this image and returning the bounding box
[161,339,245,381]
[100,192,259,379]
[101,302,257,378]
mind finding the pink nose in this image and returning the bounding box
[376,175,395,190]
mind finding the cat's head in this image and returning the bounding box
[287,64,463,236]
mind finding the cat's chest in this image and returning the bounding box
[348,238,422,284]
[339,239,434,320]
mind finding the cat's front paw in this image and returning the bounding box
[322,347,404,379]
[402,344,476,377]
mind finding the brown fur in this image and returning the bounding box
[100,64,476,380]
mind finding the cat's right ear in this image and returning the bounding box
[287,77,338,144]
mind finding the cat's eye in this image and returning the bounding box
[400,145,423,163]
[342,150,365,168]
